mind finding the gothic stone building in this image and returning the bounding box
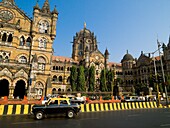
[1,0,170,100]
[50,24,122,93]
[121,47,170,93]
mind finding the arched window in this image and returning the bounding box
[26,37,31,47]
[78,43,83,50]
[52,88,57,94]
[38,56,46,71]
[61,67,64,71]
[56,66,58,70]
[7,34,13,42]
[53,66,55,70]
[52,75,57,82]
[67,77,70,83]
[59,76,62,82]
[35,82,44,99]
[18,56,27,63]
[2,33,7,42]
[20,36,25,46]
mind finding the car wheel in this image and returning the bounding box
[35,111,44,120]
[67,110,75,119]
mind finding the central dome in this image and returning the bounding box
[77,22,92,36]
[121,51,134,62]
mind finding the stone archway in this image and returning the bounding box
[52,88,57,94]
[0,79,9,97]
[13,80,26,99]
[58,88,61,92]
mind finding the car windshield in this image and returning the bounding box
[125,97,130,99]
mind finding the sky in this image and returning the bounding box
[14,0,170,63]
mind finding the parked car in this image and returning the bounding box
[30,97,81,120]
[122,96,145,102]
[70,96,86,105]
[60,95,86,105]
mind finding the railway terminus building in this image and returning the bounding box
[0,0,169,99]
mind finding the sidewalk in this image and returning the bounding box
[0,96,42,105]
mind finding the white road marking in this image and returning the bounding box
[127,114,140,117]
[79,118,99,120]
[160,124,170,127]
[12,122,35,125]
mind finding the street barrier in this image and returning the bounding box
[0,102,169,116]
[80,102,159,112]
[0,104,33,116]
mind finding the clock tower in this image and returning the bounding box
[0,0,58,99]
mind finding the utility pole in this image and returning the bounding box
[157,40,169,105]
[152,53,160,106]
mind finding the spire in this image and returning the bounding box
[42,0,50,13]
[84,22,86,29]
[2,0,15,5]
[52,5,58,14]
[34,0,40,10]
[104,48,109,56]
[126,50,128,54]
[167,35,170,48]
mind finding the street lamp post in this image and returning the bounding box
[157,40,169,105]
[152,52,160,106]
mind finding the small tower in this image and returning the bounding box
[41,0,50,13]
[51,5,58,40]
[2,0,15,5]
[104,48,109,69]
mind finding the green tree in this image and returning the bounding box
[165,74,170,92]
[148,75,155,91]
[84,67,89,90]
[77,66,86,91]
[70,66,77,91]
[100,69,107,92]
[106,69,114,92]
[89,66,95,91]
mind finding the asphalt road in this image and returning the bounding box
[0,108,170,128]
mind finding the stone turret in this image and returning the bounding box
[51,5,58,40]
[41,0,50,14]
[2,0,15,5]
[104,48,109,69]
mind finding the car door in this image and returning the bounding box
[59,100,70,114]
[46,100,60,115]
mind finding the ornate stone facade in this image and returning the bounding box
[0,0,58,99]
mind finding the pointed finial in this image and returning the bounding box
[84,22,86,28]
[52,5,58,14]
[42,0,50,13]
[105,48,109,55]
[127,50,128,54]
[2,0,15,5]
[34,0,40,10]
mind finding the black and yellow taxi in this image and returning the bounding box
[31,97,81,120]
